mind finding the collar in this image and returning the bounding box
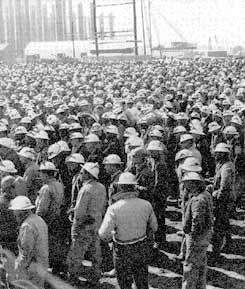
[112,191,139,202]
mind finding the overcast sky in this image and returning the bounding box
[81,0,245,49]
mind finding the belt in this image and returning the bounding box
[113,234,147,245]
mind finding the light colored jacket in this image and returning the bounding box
[99,192,158,243]
[15,213,49,288]
[35,178,64,227]
[72,179,107,239]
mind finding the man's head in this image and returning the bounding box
[179,134,194,150]
[103,154,122,175]
[9,196,35,224]
[214,143,230,163]
[1,175,16,199]
[81,162,99,183]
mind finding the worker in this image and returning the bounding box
[67,162,107,286]
[99,172,158,289]
[181,172,213,289]
[9,196,49,289]
[35,161,64,275]
[211,143,234,261]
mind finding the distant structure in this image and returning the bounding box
[0,0,116,57]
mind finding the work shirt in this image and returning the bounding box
[183,190,213,239]
[15,213,49,287]
[35,178,64,227]
[72,179,107,238]
[99,192,158,244]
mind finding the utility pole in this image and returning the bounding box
[71,17,75,58]
[132,0,138,56]
[141,0,146,55]
[93,0,99,57]
[148,0,152,56]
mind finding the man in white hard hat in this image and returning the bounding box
[35,130,49,165]
[210,143,234,262]
[181,171,213,289]
[9,196,49,289]
[103,154,123,205]
[0,137,24,175]
[0,176,18,253]
[99,172,158,289]
[65,153,85,214]
[147,140,169,248]
[35,161,64,275]
[67,162,107,286]
[70,132,84,154]
[179,134,202,164]
[18,147,42,203]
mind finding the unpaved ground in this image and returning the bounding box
[79,204,245,289]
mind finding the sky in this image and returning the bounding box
[80,0,245,49]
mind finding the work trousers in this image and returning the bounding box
[182,233,210,289]
[113,238,149,289]
[67,229,101,282]
[212,202,231,256]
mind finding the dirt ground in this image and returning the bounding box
[97,204,245,289]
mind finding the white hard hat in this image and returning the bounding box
[231,115,242,126]
[149,129,162,138]
[83,133,100,143]
[59,123,69,130]
[44,125,55,132]
[20,117,31,124]
[91,122,103,132]
[105,125,118,135]
[117,172,137,185]
[0,124,8,132]
[208,121,221,133]
[39,161,58,171]
[69,122,82,131]
[181,172,204,182]
[147,140,164,151]
[81,162,99,179]
[57,140,71,152]
[176,112,189,120]
[48,143,62,159]
[0,137,16,149]
[181,157,202,172]
[126,136,144,148]
[124,127,139,138]
[9,196,35,210]
[214,142,230,153]
[180,134,194,143]
[173,126,187,134]
[18,147,36,161]
[65,153,85,164]
[70,132,83,140]
[0,160,17,173]
[223,110,234,117]
[190,128,206,136]
[35,130,49,140]
[223,126,238,135]
[14,126,27,135]
[175,149,193,162]
[103,154,123,165]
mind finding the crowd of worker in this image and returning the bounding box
[0,57,245,289]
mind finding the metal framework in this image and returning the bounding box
[93,0,138,56]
